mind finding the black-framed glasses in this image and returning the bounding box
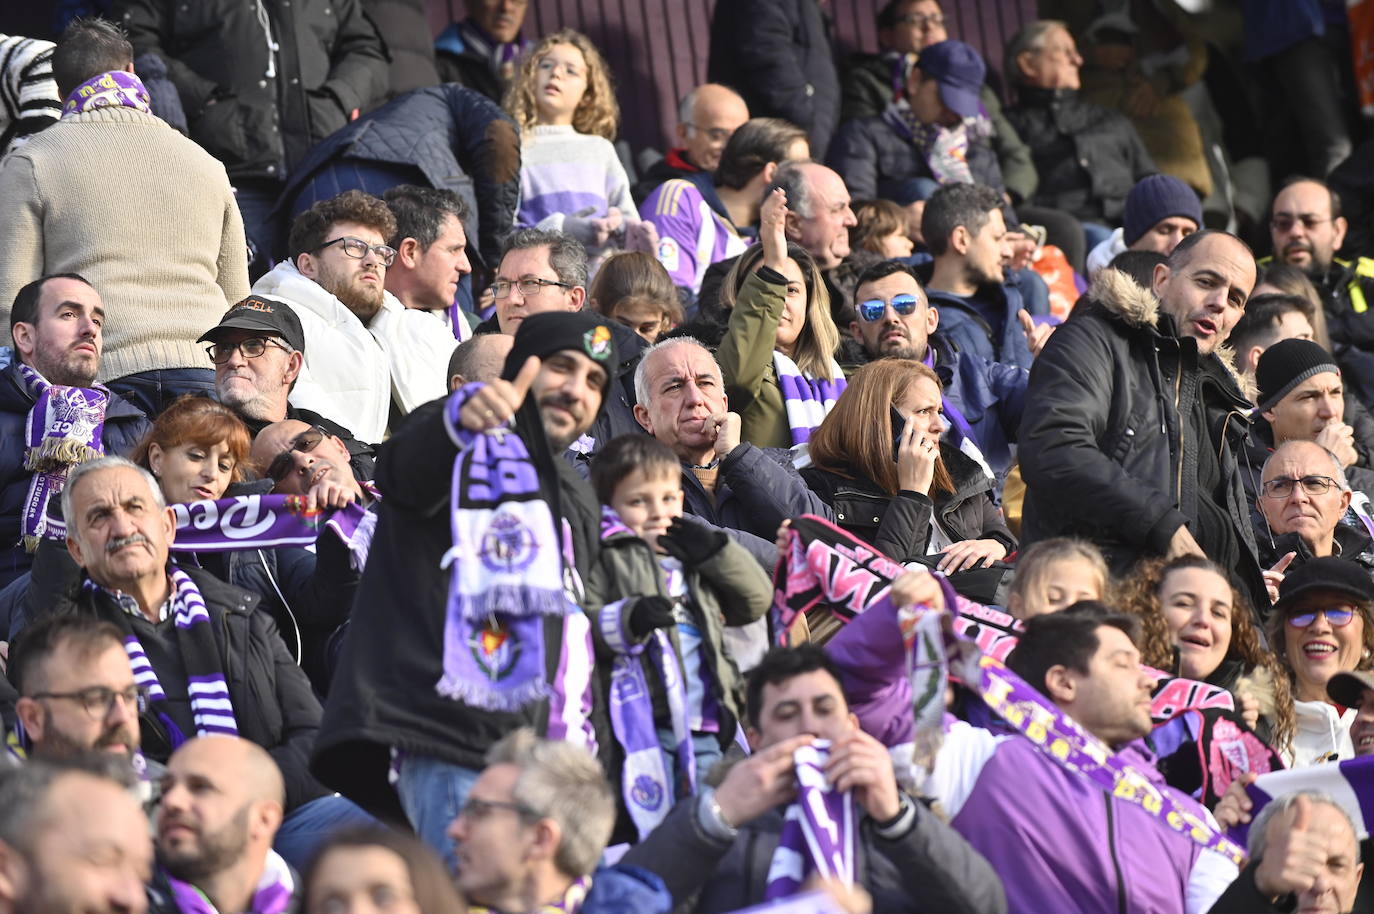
[490,277,574,300]
[205,336,291,365]
[31,685,146,719]
[265,426,326,483]
[897,12,945,29]
[316,236,397,267]
[1270,215,1331,233]
[1286,606,1358,628]
[1260,475,1341,499]
[858,294,921,323]
[686,123,734,143]
[457,796,537,823]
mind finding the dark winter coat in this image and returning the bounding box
[828,114,1006,202]
[29,563,329,812]
[274,84,521,270]
[707,0,840,157]
[114,0,388,181]
[801,442,1015,563]
[433,22,513,105]
[1005,86,1155,223]
[0,362,149,589]
[361,0,440,100]
[311,395,604,820]
[927,282,1036,373]
[1019,268,1265,602]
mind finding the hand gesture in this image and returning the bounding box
[1212,772,1257,830]
[624,219,659,254]
[1264,551,1295,605]
[658,515,729,567]
[711,412,742,460]
[1166,525,1205,560]
[1018,309,1054,358]
[458,356,540,432]
[896,413,937,495]
[303,477,359,513]
[937,538,1008,574]
[1237,690,1260,730]
[714,733,813,826]
[825,728,902,822]
[889,569,945,612]
[760,188,790,273]
[1316,420,1358,468]
[1253,794,1341,899]
[628,595,677,639]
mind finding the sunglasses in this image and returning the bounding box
[265,427,326,483]
[857,294,920,323]
[1286,606,1358,628]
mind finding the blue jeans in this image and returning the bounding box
[105,368,217,418]
[395,754,480,873]
[273,794,376,871]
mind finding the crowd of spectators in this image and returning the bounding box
[6,1,1374,912]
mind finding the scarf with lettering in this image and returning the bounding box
[435,385,576,711]
[775,514,1250,865]
[772,351,845,457]
[166,493,376,570]
[166,849,293,914]
[94,567,239,750]
[764,740,856,900]
[63,69,152,118]
[597,508,694,839]
[466,876,590,914]
[1229,754,1374,847]
[17,364,108,551]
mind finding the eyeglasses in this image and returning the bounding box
[316,236,397,267]
[490,277,575,300]
[457,796,536,823]
[857,294,921,322]
[1286,605,1358,628]
[1270,215,1331,233]
[1260,475,1342,499]
[31,685,146,719]
[205,336,290,365]
[265,426,326,483]
[685,123,735,143]
[897,12,945,29]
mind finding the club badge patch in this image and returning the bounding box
[469,623,522,682]
[631,773,664,811]
[479,513,537,573]
[584,324,614,362]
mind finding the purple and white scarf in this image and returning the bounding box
[765,740,857,900]
[96,568,239,750]
[168,494,375,570]
[63,69,151,118]
[597,508,695,839]
[776,515,1248,865]
[1230,754,1374,847]
[772,351,845,459]
[435,385,577,711]
[18,364,108,551]
[166,848,293,914]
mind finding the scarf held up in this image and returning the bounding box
[18,364,108,551]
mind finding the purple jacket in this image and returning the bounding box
[927,723,1236,914]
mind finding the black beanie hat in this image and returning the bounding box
[1255,337,1340,413]
[501,310,619,393]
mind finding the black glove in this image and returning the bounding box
[628,596,677,639]
[658,516,729,567]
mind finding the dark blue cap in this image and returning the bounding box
[916,40,986,120]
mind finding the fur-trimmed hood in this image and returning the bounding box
[1086,267,1257,403]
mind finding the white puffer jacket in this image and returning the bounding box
[1285,699,1356,769]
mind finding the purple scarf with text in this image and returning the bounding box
[166,849,293,914]
[764,740,857,900]
[63,69,151,117]
[18,364,108,551]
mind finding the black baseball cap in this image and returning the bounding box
[198,294,306,354]
[1271,556,1374,616]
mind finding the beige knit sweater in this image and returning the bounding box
[0,105,250,380]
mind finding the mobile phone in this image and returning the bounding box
[891,406,907,461]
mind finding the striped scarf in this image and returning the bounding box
[17,364,108,551]
[94,568,238,749]
[62,69,151,118]
[772,351,845,461]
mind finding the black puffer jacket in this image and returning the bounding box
[114,0,388,181]
[31,563,330,812]
[1019,269,1265,603]
[361,0,440,101]
[707,0,840,157]
[275,84,520,271]
[802,443,1014,563]
[1005,86,1155,223]
[0,362,150,589]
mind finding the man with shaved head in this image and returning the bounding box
[636,83,750,201]
[251,420,370,510]
[1256,439,1373,573]
[448,332,515,391]
[151,736,292,914]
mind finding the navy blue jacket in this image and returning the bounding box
[927,279,1035,372]
[0,362,150,589]
[275,84,521,270]
[828,115,1006,201]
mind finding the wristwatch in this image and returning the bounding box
[696,786,738,842]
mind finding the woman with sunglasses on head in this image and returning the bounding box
[1264,556,1374,767]
[717,188,846,455]
[802,359,1013,584]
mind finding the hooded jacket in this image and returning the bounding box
[1019,269,1265,604]
[312,395,604,820]
[926,280,1035,373]
[253,261,452,443]
[927,721,1237,914]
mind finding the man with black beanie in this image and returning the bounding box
[312,310,619,870]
